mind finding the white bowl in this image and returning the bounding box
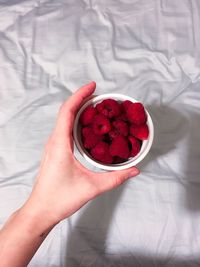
[73,93,154,171]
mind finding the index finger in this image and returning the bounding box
[53,81,96,143]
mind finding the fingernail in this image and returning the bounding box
[86,81,96,86]
[90,81,96,86]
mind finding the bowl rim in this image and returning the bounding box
[73,93,154,171]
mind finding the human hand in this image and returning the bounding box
[23,82,139,226]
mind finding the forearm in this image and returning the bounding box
[0,203,57,267]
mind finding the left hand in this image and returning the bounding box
[23,82,139,226]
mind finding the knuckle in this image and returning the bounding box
[44,138,52,152]
[114,175,124,187]
[45,136,54,150]
[59,103,65,113]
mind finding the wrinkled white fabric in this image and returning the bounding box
[1,0,200,266]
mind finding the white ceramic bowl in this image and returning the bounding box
[73,93,154,171]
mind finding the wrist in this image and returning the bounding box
[0,199,58,267]
[19,197,59,237]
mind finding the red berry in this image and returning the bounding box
[81,127,102,149]
[80,105,97,125]
[92,114,111,135]
[126,102,147,125]
[101,153,114,164]
[113,156,127,164]
[109,136,130,159]
[112,119,129,137]
[130,123,149,140]
[109,129,120,139]
[90,141,113,164]
[121,100,133,112]
[96,99,121,118]
[117,112,128,121]
[128,136,141,157]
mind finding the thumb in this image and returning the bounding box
[95,167,140,193]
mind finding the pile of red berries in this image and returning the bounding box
[79,98,149,164]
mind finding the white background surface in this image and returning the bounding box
[0,0,200,266]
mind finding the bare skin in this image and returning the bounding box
[0,82,139,267]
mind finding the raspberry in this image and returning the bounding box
[126,102,147,125]
[80,105,97,126]
[130,123,149,140]
[109,130,120,139]
[92,114,111,135]
[109,136,130,159]
[121,100,133,112]
[112,119,129,137]
[91,141,113,164]
[101,153,113,164]
[96,99,121,118]
[113,156,127,164]
[128,136,141,157]
[117,112,128,121]
[81,127,102,149]
[81,126,92,138]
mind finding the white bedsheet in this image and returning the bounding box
[1,0,200,266]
